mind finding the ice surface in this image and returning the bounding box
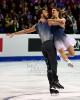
[0,60,80,100]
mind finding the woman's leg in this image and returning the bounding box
[54,39,75,67]
[59,48,74,67]
[59,48,69,62]
[67,46,75,56]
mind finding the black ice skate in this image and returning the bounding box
[50,88,59,94]
[52,81,64,89]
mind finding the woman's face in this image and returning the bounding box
[52,8,59,17]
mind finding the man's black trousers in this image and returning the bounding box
[42,40,58,86]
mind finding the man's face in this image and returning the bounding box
[42,10,48,18]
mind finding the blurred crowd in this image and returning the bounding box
[0,0,80,34]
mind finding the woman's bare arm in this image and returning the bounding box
[48,18,65,28]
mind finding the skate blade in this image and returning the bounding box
[68,63,74,67]
[50,92,59,96]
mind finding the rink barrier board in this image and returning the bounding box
[0,34,80,62]
[0,55,80,62]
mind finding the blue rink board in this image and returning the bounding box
[0,55,80,62]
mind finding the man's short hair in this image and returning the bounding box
[37,8,46,20]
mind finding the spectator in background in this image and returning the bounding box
[9,9,17,20]
[27,11,33,27]
[74,3,80,34]
[4,13,11,33]
[10,16,19,33]
[71,4,80,34]
[0,10,5,33]
[56,0,65,9]
[0,0,79,34]
[65,0,80,34]
[31,0,39,4]
[18,17,26,30]
[1,0,8,15]
[62,11,74,34]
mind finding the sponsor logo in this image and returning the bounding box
[74,39,80,51]
[0,38,3,52]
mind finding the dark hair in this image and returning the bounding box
[37,8,46,20]
[51,6,62,18]
[52,6,61,12]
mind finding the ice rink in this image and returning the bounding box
[0,60,80,100]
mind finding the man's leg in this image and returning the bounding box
[42,41,53,87]
[42,40,64,89]
[44,40,58,82]
[42,42,59,94]
[42,41,58,87]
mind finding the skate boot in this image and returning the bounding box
[68,62,74,67]
[67,59,74,67]
[50,88,59,94]
[49,84,59,94]
[52,81,64,89]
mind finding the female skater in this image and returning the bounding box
[49,7,76,67]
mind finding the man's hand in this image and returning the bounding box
[10,33,15,38]
[6,33,15,38]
